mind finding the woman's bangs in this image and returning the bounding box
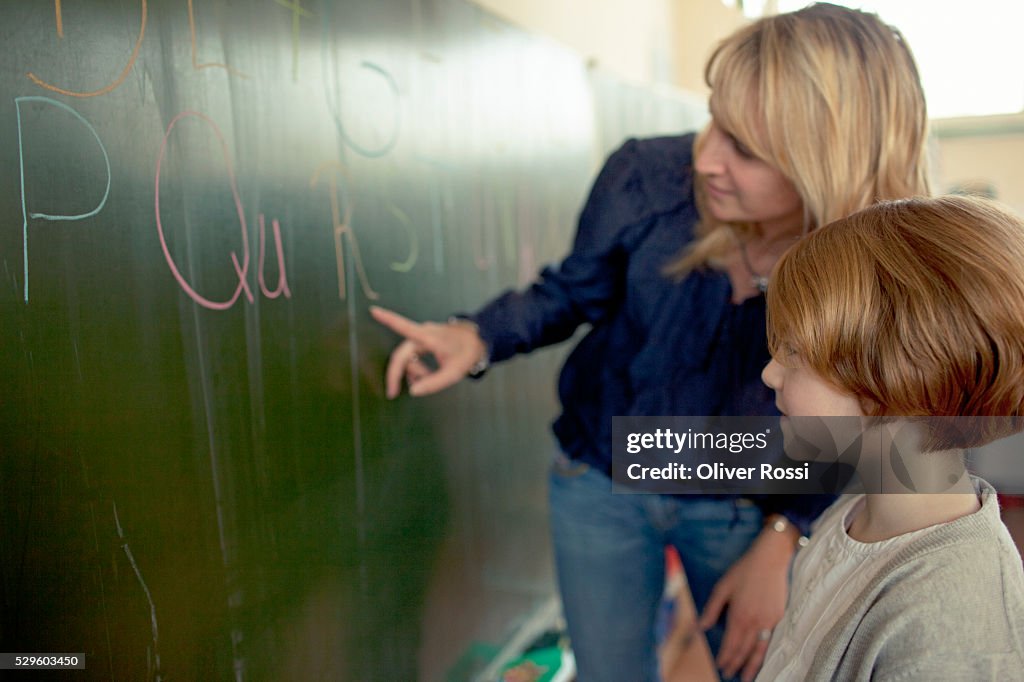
[707,47,767,161]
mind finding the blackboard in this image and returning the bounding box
[0,1,706,679]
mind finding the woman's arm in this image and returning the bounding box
[373,137,687,397]
[371,307,488,398]
[469,137,660,363]
[698,515,800,682]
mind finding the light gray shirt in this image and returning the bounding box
[760,478,1024,681]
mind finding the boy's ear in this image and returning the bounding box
[858,397,880,419]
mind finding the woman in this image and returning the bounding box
[372,4,930,681]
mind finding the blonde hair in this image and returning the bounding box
[670,3,931,276]
[767,196,1024,449]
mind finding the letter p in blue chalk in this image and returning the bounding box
[15,96,111,302]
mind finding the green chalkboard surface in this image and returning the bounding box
[0,1,705,679]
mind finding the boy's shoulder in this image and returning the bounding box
[879,523,1023,614]
[851,495,1024,676]
[878,485,1024,604]
[820,501,1024,680]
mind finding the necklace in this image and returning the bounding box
[739,239,771,293]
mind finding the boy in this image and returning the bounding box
[758,196,1024,680]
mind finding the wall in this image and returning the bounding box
[932,114,1024,215]
[471,0,746,93]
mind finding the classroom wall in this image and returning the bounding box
[475,0,1024,222]
[471,0,747,93]
[932,114,1024,215]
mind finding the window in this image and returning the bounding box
[760,1,1024,119]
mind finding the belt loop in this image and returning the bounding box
[729,498,741,530]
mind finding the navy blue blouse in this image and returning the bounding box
[469,134,830,533]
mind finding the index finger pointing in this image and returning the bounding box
[370,306,429,343]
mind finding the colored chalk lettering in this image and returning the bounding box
[15,96,111,302]
[154,110,254,310]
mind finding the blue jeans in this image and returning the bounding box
[549,457,762,682]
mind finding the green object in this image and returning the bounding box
[1,1,705,679]
[499,646,565,682]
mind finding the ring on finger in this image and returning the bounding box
[758,628,772,642]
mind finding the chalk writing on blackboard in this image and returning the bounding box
[386,205,419,273]
[15,96,111,302]
[54,0,64,37]
[27,0,148,98]
[258,214,292,298]
[188,0,246,77]
[327,61,401,158]
[274,0,315,81]
[154,110,254,310]
[414,154,454,275]
[310,161,380,300]
[113,501,163,681]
